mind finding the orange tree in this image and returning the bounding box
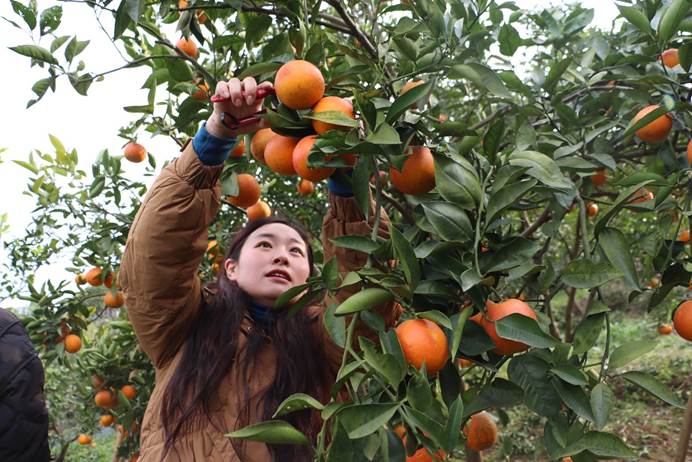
[4,0,692,460]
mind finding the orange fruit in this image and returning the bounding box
[229,138,246,158]
[124,142,147,163]
[130,453,140,462]
[658,324,673,335]
[297,179,315,196]
[95,389,115,408]
[632,105,672,143]
[99,415,114,427]
[64,334,82,353]
[121,384,137,400]
[395,319,449,375]
[274,60,325,109]
[227,174,260,208]
[586,202,598,217]
[311,96,355,134]
[104,291,124,308]
[629,187,654,204]
[92,374,105,389]
[674,300,692,341]
[687,140,692,165]
[265,135,299,176]
[394,426,445,462]
[192,82,209,100]
[175,37,199,59]
[562,458,574,462]
[400,80,425,95]
[438,114,448,122]
[85,267,104,286]
[590,169,607,187]
[78,434,92,445]
[293,135,335,181]
[482,299,537,355]
[103,272,114,289]
[464,412,498,451]
[246,200,271,221]
[390,146,435,195]
[250,128,277,164]
[196,10,207,23]
[177,0,187,8]
[75,274,86,285]
[456,358,473,368]
[661,49,679,68]
[678,229,690,243]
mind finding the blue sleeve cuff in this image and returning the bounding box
[327,170,354,197]
[192,122,238,166]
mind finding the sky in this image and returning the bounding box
[0,0,619,308]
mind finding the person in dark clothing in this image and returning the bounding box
[0,307,50,462]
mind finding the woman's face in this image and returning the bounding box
[225,223,311,307]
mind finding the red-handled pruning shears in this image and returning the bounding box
[210,87,276,130]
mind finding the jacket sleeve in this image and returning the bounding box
[315,192,403,375]
[119,142,223,369]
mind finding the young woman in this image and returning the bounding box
[119,77,400,462]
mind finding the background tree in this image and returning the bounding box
[3,0,692,460]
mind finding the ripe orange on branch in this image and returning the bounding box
[661,48,679,68]
[265,135,299,175]
[464,411,498,451]
[78,434,92,445]
[64,334,82,353]
[227,173,260,208]
[481,298,537,355]
[586,202,598,217]
[632,105,672,143]
[229,138,245,158]
[95,389,116,408]
[674,300,692,341]
[175,37,199,59]
[629,187,654,204]
[590,169,607,187]
[104,291,124,308]
[99,415,114,427]
[123,142,147,163]
[293,135,335,181]
[297,179,315,196]
[657,324,673,335]
[395,319,449,375]
[250,128,277,164]
[677,229,690,243]
[311,96,355,134]
[390,146,436,196]
[247,200,271,221]
[274,60,324,109]
[121,384,137,400]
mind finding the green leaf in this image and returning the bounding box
[616,5,652,35]
[273,393,324,418]
[304,111,358,128]
[509,151,573,191]
[561,258,620,289]
[486,178,536,224]
[590,382,614,431]
[608,340,656,370]
[50,35,70,52]
[463,378,523,416]
[443,396,464,453]
[406,372,434,412]
[65,37,89,62]
[594,180,655,234]
[386,81,433,124]
[422,202,474,242]
[483,119,505,161]
[324,302,345,348]
[226,420,309,445]
[113,0,130,39]
[360,337,405,388]
[450,63,511,98]
[620,371,685,408]
[544,57,571,92]
[572,313,605,356]
[552,379,594,422]
[273,283,308,309]
[167,58,194,82]
[417,310,452,330]
[657,0,690,45]
[551,365,588,386]
[330,236,380,254]
[495,314,561,349]
[339,403,400,439]
[484,238,541,273]
[335,288,394,316]
[365,123,401,144]
[39,5,62,35]
[598,228,640,291]
[11,0,36,30]
[31,78,52,100]
[124,0,143,22]
[499,23,522,56]
[390,224,421,289]
[508,354,562,417]
[679,42,692,71]
[555,431,636,459]
[238,61,283,79]
[10,45,58,64]
[221,172,238,196]
[434,156,481,210]
[242,13,272,46]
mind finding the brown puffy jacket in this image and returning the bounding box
[119,142,401,461]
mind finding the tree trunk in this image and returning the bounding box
[675,391,692,462]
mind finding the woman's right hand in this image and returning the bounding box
[206,77,273,139]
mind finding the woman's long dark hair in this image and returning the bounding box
[160,217,333,461]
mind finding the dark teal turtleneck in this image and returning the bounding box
[248,300,280,331]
